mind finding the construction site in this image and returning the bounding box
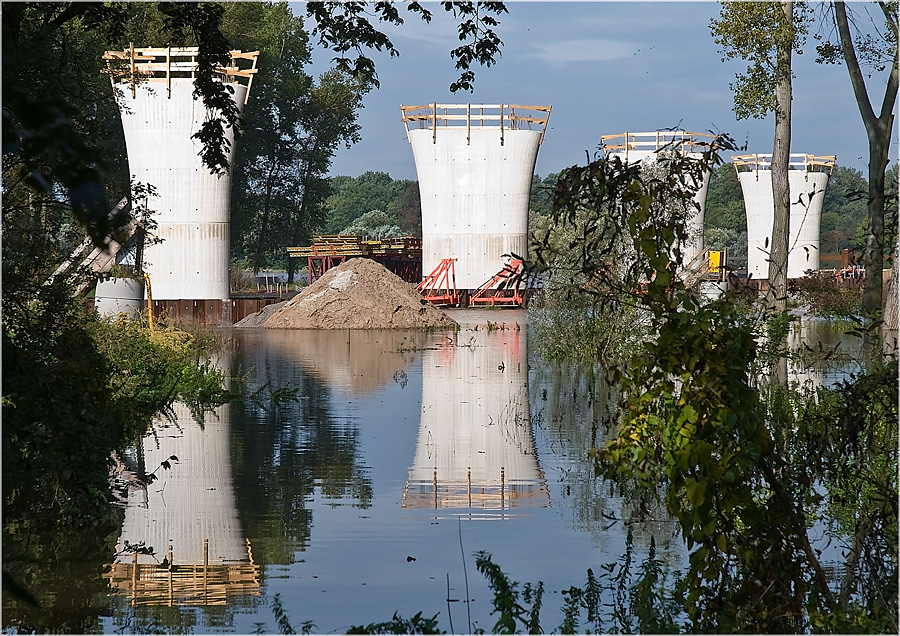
[70,45,840,327]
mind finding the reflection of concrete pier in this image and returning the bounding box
[404,324,548,511]
[105,402,260,606]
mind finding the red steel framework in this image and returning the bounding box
[470,258,527,307]
[416,258,461,307]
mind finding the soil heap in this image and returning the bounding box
[233,299,287,328]
[257,258,457,330]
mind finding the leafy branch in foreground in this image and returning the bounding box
[540,131,897,631]
[305,2,507,93]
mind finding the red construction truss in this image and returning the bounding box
[470,258,527,307]
[417,258,461,307]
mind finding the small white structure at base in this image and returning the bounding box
[104,46,258,301]
[734,154,835,280]
[601,131,718,267]
[401,104,550,290]
[94,277,144,319]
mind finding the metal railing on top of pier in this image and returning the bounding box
[103,43,259,103]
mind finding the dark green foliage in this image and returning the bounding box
[820,165,869,254]
[534,122,897,631]
[795,271,864,317]
[475,551,534,634]
[2,3,131,250]
[389,181,423,238]
[2,276,228,627]
[304,2,506,94]
[348,611,445,634]
[323,172,414,234]
[270,593,300,635]
[223,2,366,277]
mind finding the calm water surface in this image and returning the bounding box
[98,311,855,634]
[100,310,683,633]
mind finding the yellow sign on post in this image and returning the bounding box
[709,250,723,274]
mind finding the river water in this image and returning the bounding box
[11,310,857,634]
[96,309,692,634]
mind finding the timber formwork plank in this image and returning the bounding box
[288,235,422,284]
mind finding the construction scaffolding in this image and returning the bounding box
[470,258,527,307]
[287,235,422,284]
[416,258,461,307]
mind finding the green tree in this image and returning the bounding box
[703,161,747,259]
[388,180,423,238]
[711,2,809,313]
[820,164,870,253]
[323,171,405,233]
[541,134,898,631]
[340,209,403,239]
[305,2,507,93]
[816,1,898,316]
[223,2,366,277]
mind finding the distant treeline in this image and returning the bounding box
[250,163,894,272]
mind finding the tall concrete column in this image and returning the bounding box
[734,154,835,280]
[601,131,717,267]
[104,46,258,300]
[402,104,550,291]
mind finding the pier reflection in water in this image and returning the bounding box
[787,315,865,388]
[404,315,548,512]
[103,313,641,633]
[106,400,261,609]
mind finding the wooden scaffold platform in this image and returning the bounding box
[287,235,422,284]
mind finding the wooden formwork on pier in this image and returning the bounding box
[105,540,260,607]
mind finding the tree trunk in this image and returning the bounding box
[864,144,889,314]
[767,0,794,314]
[834,1,899,317]
[884,236,898,332]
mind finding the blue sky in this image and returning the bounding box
[295,1,898,181]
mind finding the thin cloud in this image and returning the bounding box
[528,39,638,64]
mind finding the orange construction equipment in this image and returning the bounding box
[470,258,526,307]
[417,258,461,307]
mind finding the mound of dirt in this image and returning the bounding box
[232,299,289,328]
[261,258,457,330]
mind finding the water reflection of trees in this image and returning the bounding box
[527,347,681,557]
[230,331,375,567]
[2,505,124,634]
